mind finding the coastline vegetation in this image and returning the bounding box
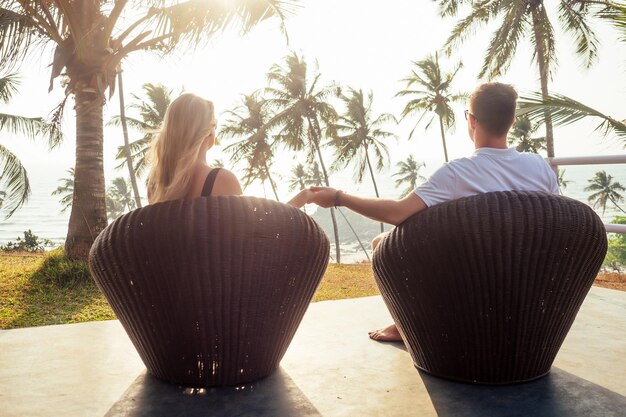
[0,250,622,330]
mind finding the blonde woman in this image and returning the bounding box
[147,93,311,207]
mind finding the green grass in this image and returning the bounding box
[0,251,115,329]
[0,252,379,329]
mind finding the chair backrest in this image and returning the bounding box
[373,191,608,384]
[89,196,329,387]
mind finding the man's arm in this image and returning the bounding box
[308,187,427,226]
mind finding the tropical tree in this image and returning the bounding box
[393,155,426,198]
[106,177,136,220]
[396,53,466,163]
[0,0,296,259]
[585,170,626,215]
[330,87,397,233]
[51,168,74,213]
[507,116,547,153]
[0,73,62,218]
[109,83,174,181]
[517,92,626,141]
[116,68,141,207]
[287,163,308,192]
[557,168,571,190]
[221,93,280,200]
[263,52,342,262]
[439,0,607,158]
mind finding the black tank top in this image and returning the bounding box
[201,168,221,197]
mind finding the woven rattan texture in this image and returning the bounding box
[89,196,330,387]
[373,191,608,384]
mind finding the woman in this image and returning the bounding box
[147,93,310,207]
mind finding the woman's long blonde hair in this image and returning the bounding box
[147,93,215,204]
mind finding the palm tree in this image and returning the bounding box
[0,73,62,218]
[221,93,280,201]
[51,168,75,213]
[0,1,296,260]
[287,163,308,192]
[439,1,605,158]
[396,53,466,163]
[109,83,174,181]
[557,168,571,190]
[116,67,141,208]
[507,116,547,154]
[239,155,280,199]
[330,87,397,233]
[393,155,426,198]
[517,92,626,141]
[585,171,626,215]
[263,52,342,262]
[106,177,136,221]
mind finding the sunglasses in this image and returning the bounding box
[464,110,479,121]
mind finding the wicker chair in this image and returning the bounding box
[89,196,329,387]
[373,191,607,384]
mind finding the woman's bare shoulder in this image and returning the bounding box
[212,168,243,196]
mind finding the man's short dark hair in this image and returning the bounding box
[470,83,518,136]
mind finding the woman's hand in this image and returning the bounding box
[286,188,314,209]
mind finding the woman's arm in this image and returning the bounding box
[286,189,314,208]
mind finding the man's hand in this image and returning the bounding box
[308,187,338,208]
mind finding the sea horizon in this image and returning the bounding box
[2,161,624,264]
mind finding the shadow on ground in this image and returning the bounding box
[105,367,321,417]
[421,366,626,417]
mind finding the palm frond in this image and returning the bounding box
[444,0,502,54]
[0,72,18,102]
[0,143,29,218]
[437,0,475,18]
[117,0,300,55]
[595,1,626,42]
[479,2,529,79]
[558,1,600,69]
[518,92,626,140]
[0,7,47,72]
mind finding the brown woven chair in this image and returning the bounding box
[89,196,329,387]
[373,191,607,384]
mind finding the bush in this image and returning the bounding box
[1,230,52,252]
[604,216,626,272]
[31,249,93,287]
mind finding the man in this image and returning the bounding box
[305,82,559,342]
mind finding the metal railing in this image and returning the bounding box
[547,154,626,234]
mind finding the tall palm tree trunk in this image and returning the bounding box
[308,117,341,263]
[117,68,142,208]
[336,207,371,261]
[438,115,450,162]
[609,197,626,214]
[65,89,108,260]
[264,160,280,201]
[365,150,384,233]
[532,10,556,160]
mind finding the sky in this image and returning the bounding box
[1,0,625,204]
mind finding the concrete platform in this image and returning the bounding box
[1,287,624,416]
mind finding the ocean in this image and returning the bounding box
[1,163,624,263]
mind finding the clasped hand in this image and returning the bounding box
[287,187,338,209]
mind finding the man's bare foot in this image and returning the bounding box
[368,323,403,342]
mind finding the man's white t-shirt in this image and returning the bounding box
[414,147,559,207]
